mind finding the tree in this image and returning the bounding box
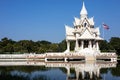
[0,37,16,53]
[1,37,15,47]
[0,37,119,54]
[99,40,109,52]
[13,43,22,52]
[109,37,120,55]
[48,43,59,52]
[3,43,14,53]
[58,40,66,52]
[37,47,47,53]
[18,40,35,53]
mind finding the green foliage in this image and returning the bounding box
[99,37,120,55]
[0,37,63,54]
[0,37,120,54]
[99,40,111,52]
[109,37,120,55]
[0,66,49,80]
[100,68,108,74]
[58,39,66,52]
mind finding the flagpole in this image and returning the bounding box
[102,23,110,39]
[103,25,104,39]
[102,23,105,39]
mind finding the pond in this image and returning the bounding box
[0,61,120,80]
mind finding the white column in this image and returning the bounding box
[75,33,79,51]
[93,41,96,50]
[97,69,100,77]
[82,70,85,79]
[81,40,84,50]
[89,71,93,79]
[66,67,70,76]
[96,41,99,51]
[65,57,68,62]
[89,40,92,49]
[67,40,70,52]
[45,58,48,62]
[76,70,79,80]
[75,39,79,51]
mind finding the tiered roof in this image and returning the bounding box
[65,2,103,41]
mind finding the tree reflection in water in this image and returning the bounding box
[0,61,120,80]
[0,72,48,80]
[0,71,29,80]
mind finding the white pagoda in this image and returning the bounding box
[44,2,117,62]
[64,2,103,55]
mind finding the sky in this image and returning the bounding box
[0,0,120,43]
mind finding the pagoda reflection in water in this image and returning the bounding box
[0,61,117,80]
[45,61,116,80]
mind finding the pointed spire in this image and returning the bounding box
[80,2,88,18]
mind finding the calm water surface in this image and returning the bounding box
[0,61,120,80]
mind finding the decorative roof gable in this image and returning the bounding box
[65,25,74,36]
[79,27,95,39]
[81,18,90,28]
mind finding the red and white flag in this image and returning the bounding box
[103,23,109,30]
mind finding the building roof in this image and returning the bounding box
[65,2,103,41]
[80,2,88,18]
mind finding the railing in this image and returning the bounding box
[26,54,45,58]
[45,52,84,57]
[0,54,27,59]
[45,52,65,56]
[0,54,45,59]
[0,52,117,60]
[97,52,117,56]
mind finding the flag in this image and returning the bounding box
[103,23,109,30]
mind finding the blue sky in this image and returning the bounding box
[0,0,120,43]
